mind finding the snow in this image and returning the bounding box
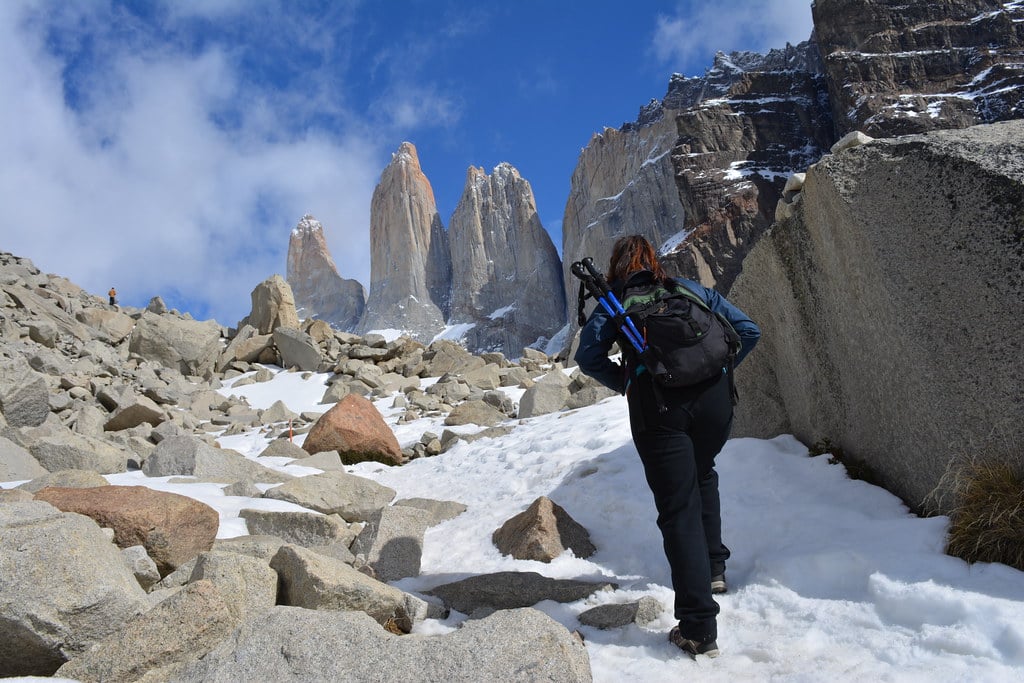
[431,322,475,343]
[658,229,693,255]
[363,328,407,342]
[723,161,792,183]
[487,304,516,320]
[6,367,1024,681]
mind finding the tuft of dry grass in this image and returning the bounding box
[945,461,1024,571]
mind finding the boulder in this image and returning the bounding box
[262,470,396,523]
[0,501,149,677]
[241,274,300,334]
[492,496,596,562]
[273,326,322,371]
[257,438,308,459]
[730,120,1024,513]
[212,535,289,562]
[424,571,616,614]
[143,435,293,484]
[174,606,591,683]
[103,393,166,431]
[54,580,238,683]
[121,545,161,591]
[29,431,128,475]
[33,485,220,577]
[422,339,485,377]
[269,544,428,632]
[0,435,48,480]
[517,381,570,418]
[16,468,109,493]
[350,505,431,581]
[188,551,278,621]
[393,497,468,526]
[75,307,135,344]
[578,597,663,629]
[0,354,49,428]
[128,312,222,377]
[239,509,356,548]
[443,399,507,427]
[301,394,402,466]
[261,399,300,424]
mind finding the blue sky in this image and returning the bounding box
[0,0,813,325]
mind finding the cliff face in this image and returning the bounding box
[358,142,451,342]
[559,113,683,320]
[560,42,832,330]
[448,164,565,354]
[663,44,834,292]
[813,0,1024,137]
[286,215,365,332]
[728,119,1024,514]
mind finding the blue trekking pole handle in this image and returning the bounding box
[593,293,646,353]
[572,257,647,354]
[601,290,647,351]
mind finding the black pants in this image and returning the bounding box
[628,371,733,642]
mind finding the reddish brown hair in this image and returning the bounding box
[607,234,669,283]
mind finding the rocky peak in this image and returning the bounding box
[358,142,451,342]
[657,42,826,114]
[562,39,831,341]
[812,0,1024,136]
[448,163,565,355]
[286,214,365,332]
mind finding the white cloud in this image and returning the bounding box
[376,85,463,131]
[652,0,815,74]
[0,1,379,325]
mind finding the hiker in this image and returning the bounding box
[574,234,760,658]
[107,287,117,306]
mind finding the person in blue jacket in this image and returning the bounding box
[574,234,760,658]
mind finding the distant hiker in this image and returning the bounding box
[108,287,117,306]
[574,234,760,659]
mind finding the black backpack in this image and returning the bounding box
[616,271,741,391]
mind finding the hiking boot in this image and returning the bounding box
[711,574,727,594]
[668,626,720,659]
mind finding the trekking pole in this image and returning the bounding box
[570,259,647,354]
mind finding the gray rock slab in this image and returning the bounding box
[239,508,356,548]
[269,544,427,632]
[143,435,292,484]
[189,551,278,621]
[424,571,616,614]
[262,470,395,522]
[54,580,238,683]
[0,501,149,676]
[175,605,591,682]
[350,505,430,582]
[578,596,664,629]
[0,355,50,428]
[393,497,468,526]
[0,435,48,480]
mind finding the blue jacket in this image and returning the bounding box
[574,277,761,393]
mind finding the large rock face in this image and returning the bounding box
[286,214,365,332]
[359,142,451,342]
[729,120,1024,514]
[813,0,1024,138]
[560,42,833,338]
[448,163,566,354]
